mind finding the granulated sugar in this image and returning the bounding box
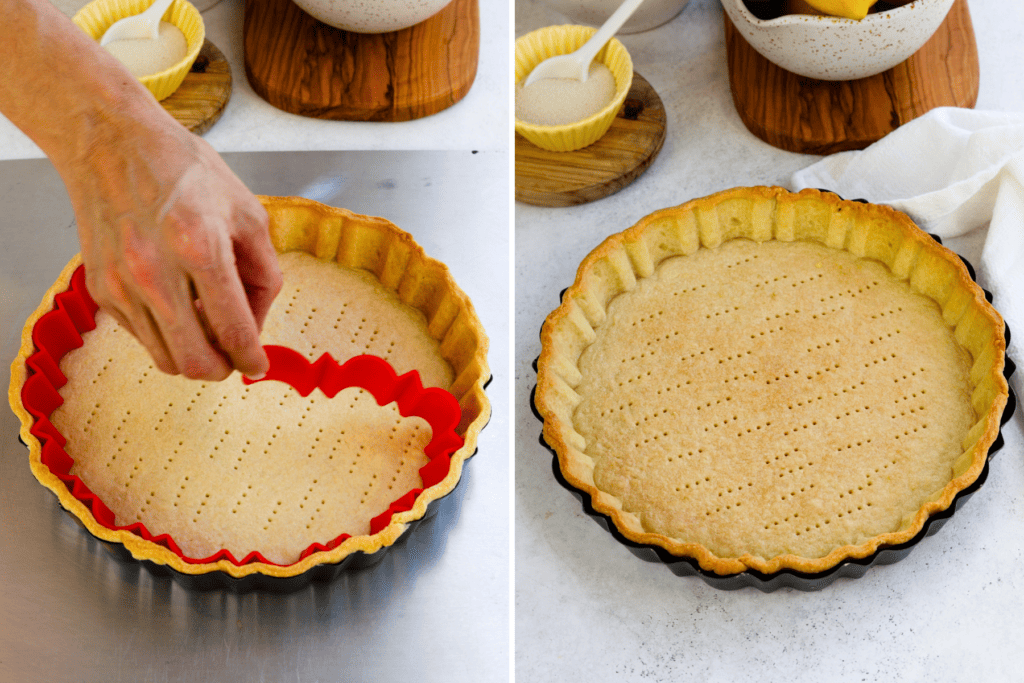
[104,21,188,78]
[515,62,617,126]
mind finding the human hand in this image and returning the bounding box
[62,114,282,382]
[1,0,281,381]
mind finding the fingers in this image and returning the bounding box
[233,203,282,332]
[123,304,179,377]
[104,298,178,376]
[69,133,281,383]
[133,288,234,382]
[87,263,178,376]
[190,262,269,381]
[92,270,261,383]
[169,206,270,380]
[156,284,234,382]
[124,217,236,381]
[89,261,232,381]
[90,212,274,382]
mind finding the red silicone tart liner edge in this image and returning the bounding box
[10,255,486,582]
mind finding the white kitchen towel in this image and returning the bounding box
[792,106,1024,401]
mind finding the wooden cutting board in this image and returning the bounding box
[243,0,479,122]
[163,39,232,135]
[725,0,979,154]
[515,72,667,207]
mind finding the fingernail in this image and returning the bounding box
[245,371,266,381]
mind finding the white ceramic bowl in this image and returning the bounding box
[539,0,690,33]
[290,0,453,33]
[722,0,955,81]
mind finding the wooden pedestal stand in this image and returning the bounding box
[243,0,479,122]
[515,73,668,207]
[725,0,979,154]
[164,40,232,135]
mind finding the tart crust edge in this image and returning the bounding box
[535,186,1008,576]
[9,196,491,579]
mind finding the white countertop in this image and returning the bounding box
[0,0,509,159]
[515,0,1024,679]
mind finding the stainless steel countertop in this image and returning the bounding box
[0,151,509,682]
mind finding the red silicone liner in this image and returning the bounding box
[20,264,463,568]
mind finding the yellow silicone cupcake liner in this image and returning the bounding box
[73,0,205,102]
[515,25,634,153]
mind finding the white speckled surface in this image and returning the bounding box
[515,0,1024,678]
[536,0,691,33]
[0,0,508,159]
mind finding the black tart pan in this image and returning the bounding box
[531,232,1016,592]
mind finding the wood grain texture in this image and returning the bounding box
[162,40,232,135]
[243,0,479,122]
[515,73,667,208]
[726,0,979,154]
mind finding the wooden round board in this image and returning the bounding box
[515,72,667,208]
[725,0,978,155]
[163,39,232,136]
[243,0,479,122]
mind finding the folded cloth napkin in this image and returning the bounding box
[792,106,1024,401]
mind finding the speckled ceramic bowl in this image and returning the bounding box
[290,0,454,33]
[539,0,690,33]
[722,0,955,81]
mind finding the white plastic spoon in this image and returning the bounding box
[100,0,176,46]
[523,0,646,87]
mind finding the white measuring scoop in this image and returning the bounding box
[99,0,176,46]
[523,0,646,87]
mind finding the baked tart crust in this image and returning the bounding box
[10,196,490,580]
[535,186,1007,577]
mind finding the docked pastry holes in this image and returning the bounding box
[574,239,976,563]
[12,197,492,583]
[537,188,1008,577]
[262,252,453,390]
[53,313,433,565]
[49,251,457,567]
